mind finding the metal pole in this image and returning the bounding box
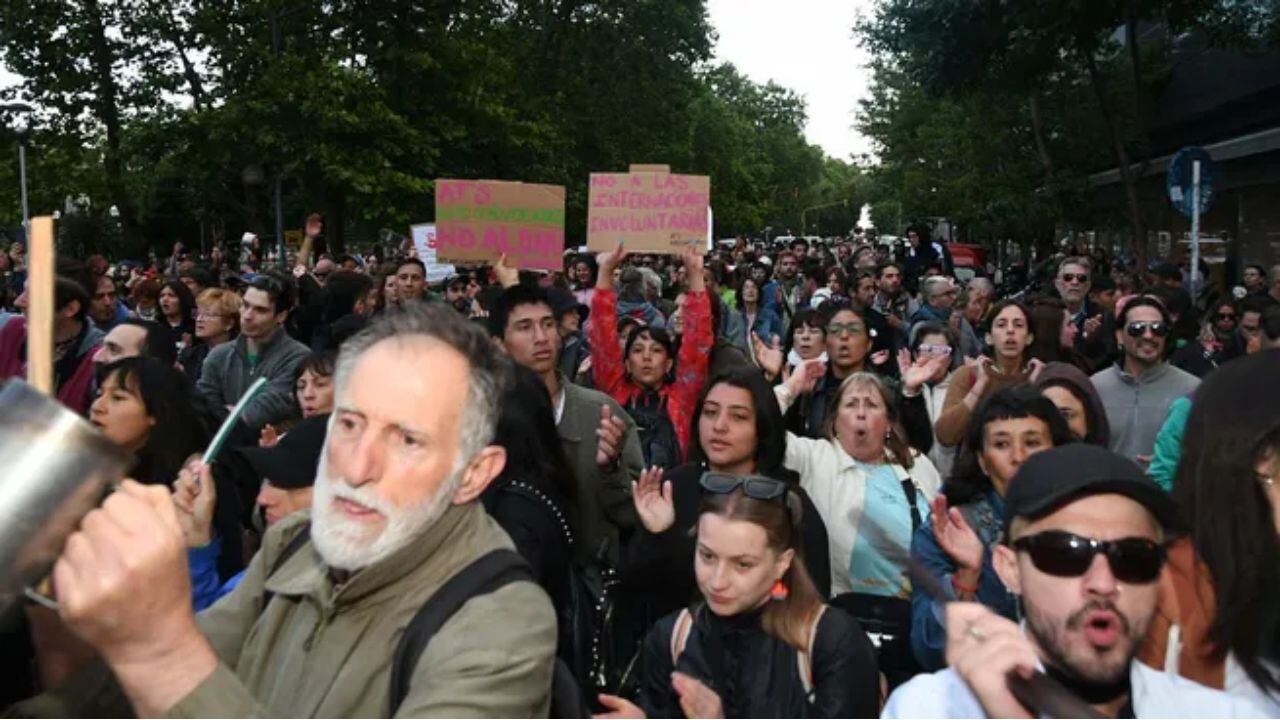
[1190,160,1201,292]
[18,138,29,228]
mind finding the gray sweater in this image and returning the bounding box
[1090,361,1199,462]
[197,327,310,431]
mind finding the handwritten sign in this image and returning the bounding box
[587,172,711,254]
[435,179,566,270]
[409,223,455,283]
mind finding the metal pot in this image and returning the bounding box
[0,379,131,612]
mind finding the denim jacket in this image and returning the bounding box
[909,489,1016,670]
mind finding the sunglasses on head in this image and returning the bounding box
[1125,321,1169,338]
[1060,273,1089,284]
[700,472,789,501]
[1012,530,1166,584]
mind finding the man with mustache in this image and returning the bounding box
[1089,296,1199,467]
[885,444,1265,718]
[16,304,557,716]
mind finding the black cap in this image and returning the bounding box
[547,287,588,323]
[238,414,329,490]
[1003,444,1182,535]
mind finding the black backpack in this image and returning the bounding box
[265,527,589,717]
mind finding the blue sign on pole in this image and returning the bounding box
[1167,147,1216,218]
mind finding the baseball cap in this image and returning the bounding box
[238,414,329,490]
[547,287,589,323]
[1004,444,1182,535]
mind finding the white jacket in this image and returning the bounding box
[783,431,942,596]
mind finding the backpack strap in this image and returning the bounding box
[669,607,694,667]
[899,477,922,533]
[388,549,534,716]
[259,523,312,613]
[795,604,828,697]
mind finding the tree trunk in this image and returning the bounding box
[1027,93,1055,180]
[84,0,139,246]
[1124,7,1150,179]
[1084,50,1147,270]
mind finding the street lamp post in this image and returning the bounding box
[1,102,34,229]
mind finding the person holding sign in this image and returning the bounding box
[590,244,711,470]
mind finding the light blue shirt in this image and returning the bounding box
[882,660,1267,718]
[848,459,929,599]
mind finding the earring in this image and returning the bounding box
[769,580,789,601]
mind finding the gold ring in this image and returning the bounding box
[966,623,985,642]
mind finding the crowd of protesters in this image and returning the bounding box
[0,219,1278,719]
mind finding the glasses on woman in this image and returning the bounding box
[700,472,788,501]
[826,322,866,337]
[918,343,952,357]
[1011,530,1166,583]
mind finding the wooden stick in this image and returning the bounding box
[26,216,55,395]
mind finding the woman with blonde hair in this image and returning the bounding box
[179,288,240,381]
[775,365,942,688]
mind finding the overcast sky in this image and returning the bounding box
[707,0,875,162]
[2,1,877,161]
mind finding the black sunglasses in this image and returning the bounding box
[1125,321,1169,338]
[1059,273,1089,284]
[1012,530,1166,584]
[700,472,788,501]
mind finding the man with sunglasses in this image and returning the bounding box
[885,444,1265,718]
[1089,296,1199,466]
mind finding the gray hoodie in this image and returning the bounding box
[1090,360,1199,462]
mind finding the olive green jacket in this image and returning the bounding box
[557,374,642,563]
[13,503,557,718]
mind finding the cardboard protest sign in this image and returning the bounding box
[409,223,455,283]
[435,180,565,270]
[587,172,711,254]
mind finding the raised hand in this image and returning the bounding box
[782,357,826,400]
[596,243,629,290]
[494,253,520,289]
[1027,357,1046,383]
[964,355,991,399]
[632,466,675,534]
[752,333,784,379]
[259,424,281,448]
[903,353,947,394]
[930,495,983,578]
[1082,314,1102,339]
[595,404,627,467]
[682,246,706,292]
[896,347,913,378]
[172,457,217,549]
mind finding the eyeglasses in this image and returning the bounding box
[1059,273,1090,284]
[1125,321,1169,338]
[1012,530,1166,584]
[826,322,866,337]
[918,343,952,356]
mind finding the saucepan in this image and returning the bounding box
[0,379,132,615]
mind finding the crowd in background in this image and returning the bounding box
[0,218,1278,718]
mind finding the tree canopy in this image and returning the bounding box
[0,0,860,257]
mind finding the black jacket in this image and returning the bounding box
[637,604,880,718]
[618,463,831,623]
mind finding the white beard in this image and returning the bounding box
[310,452,461,572]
